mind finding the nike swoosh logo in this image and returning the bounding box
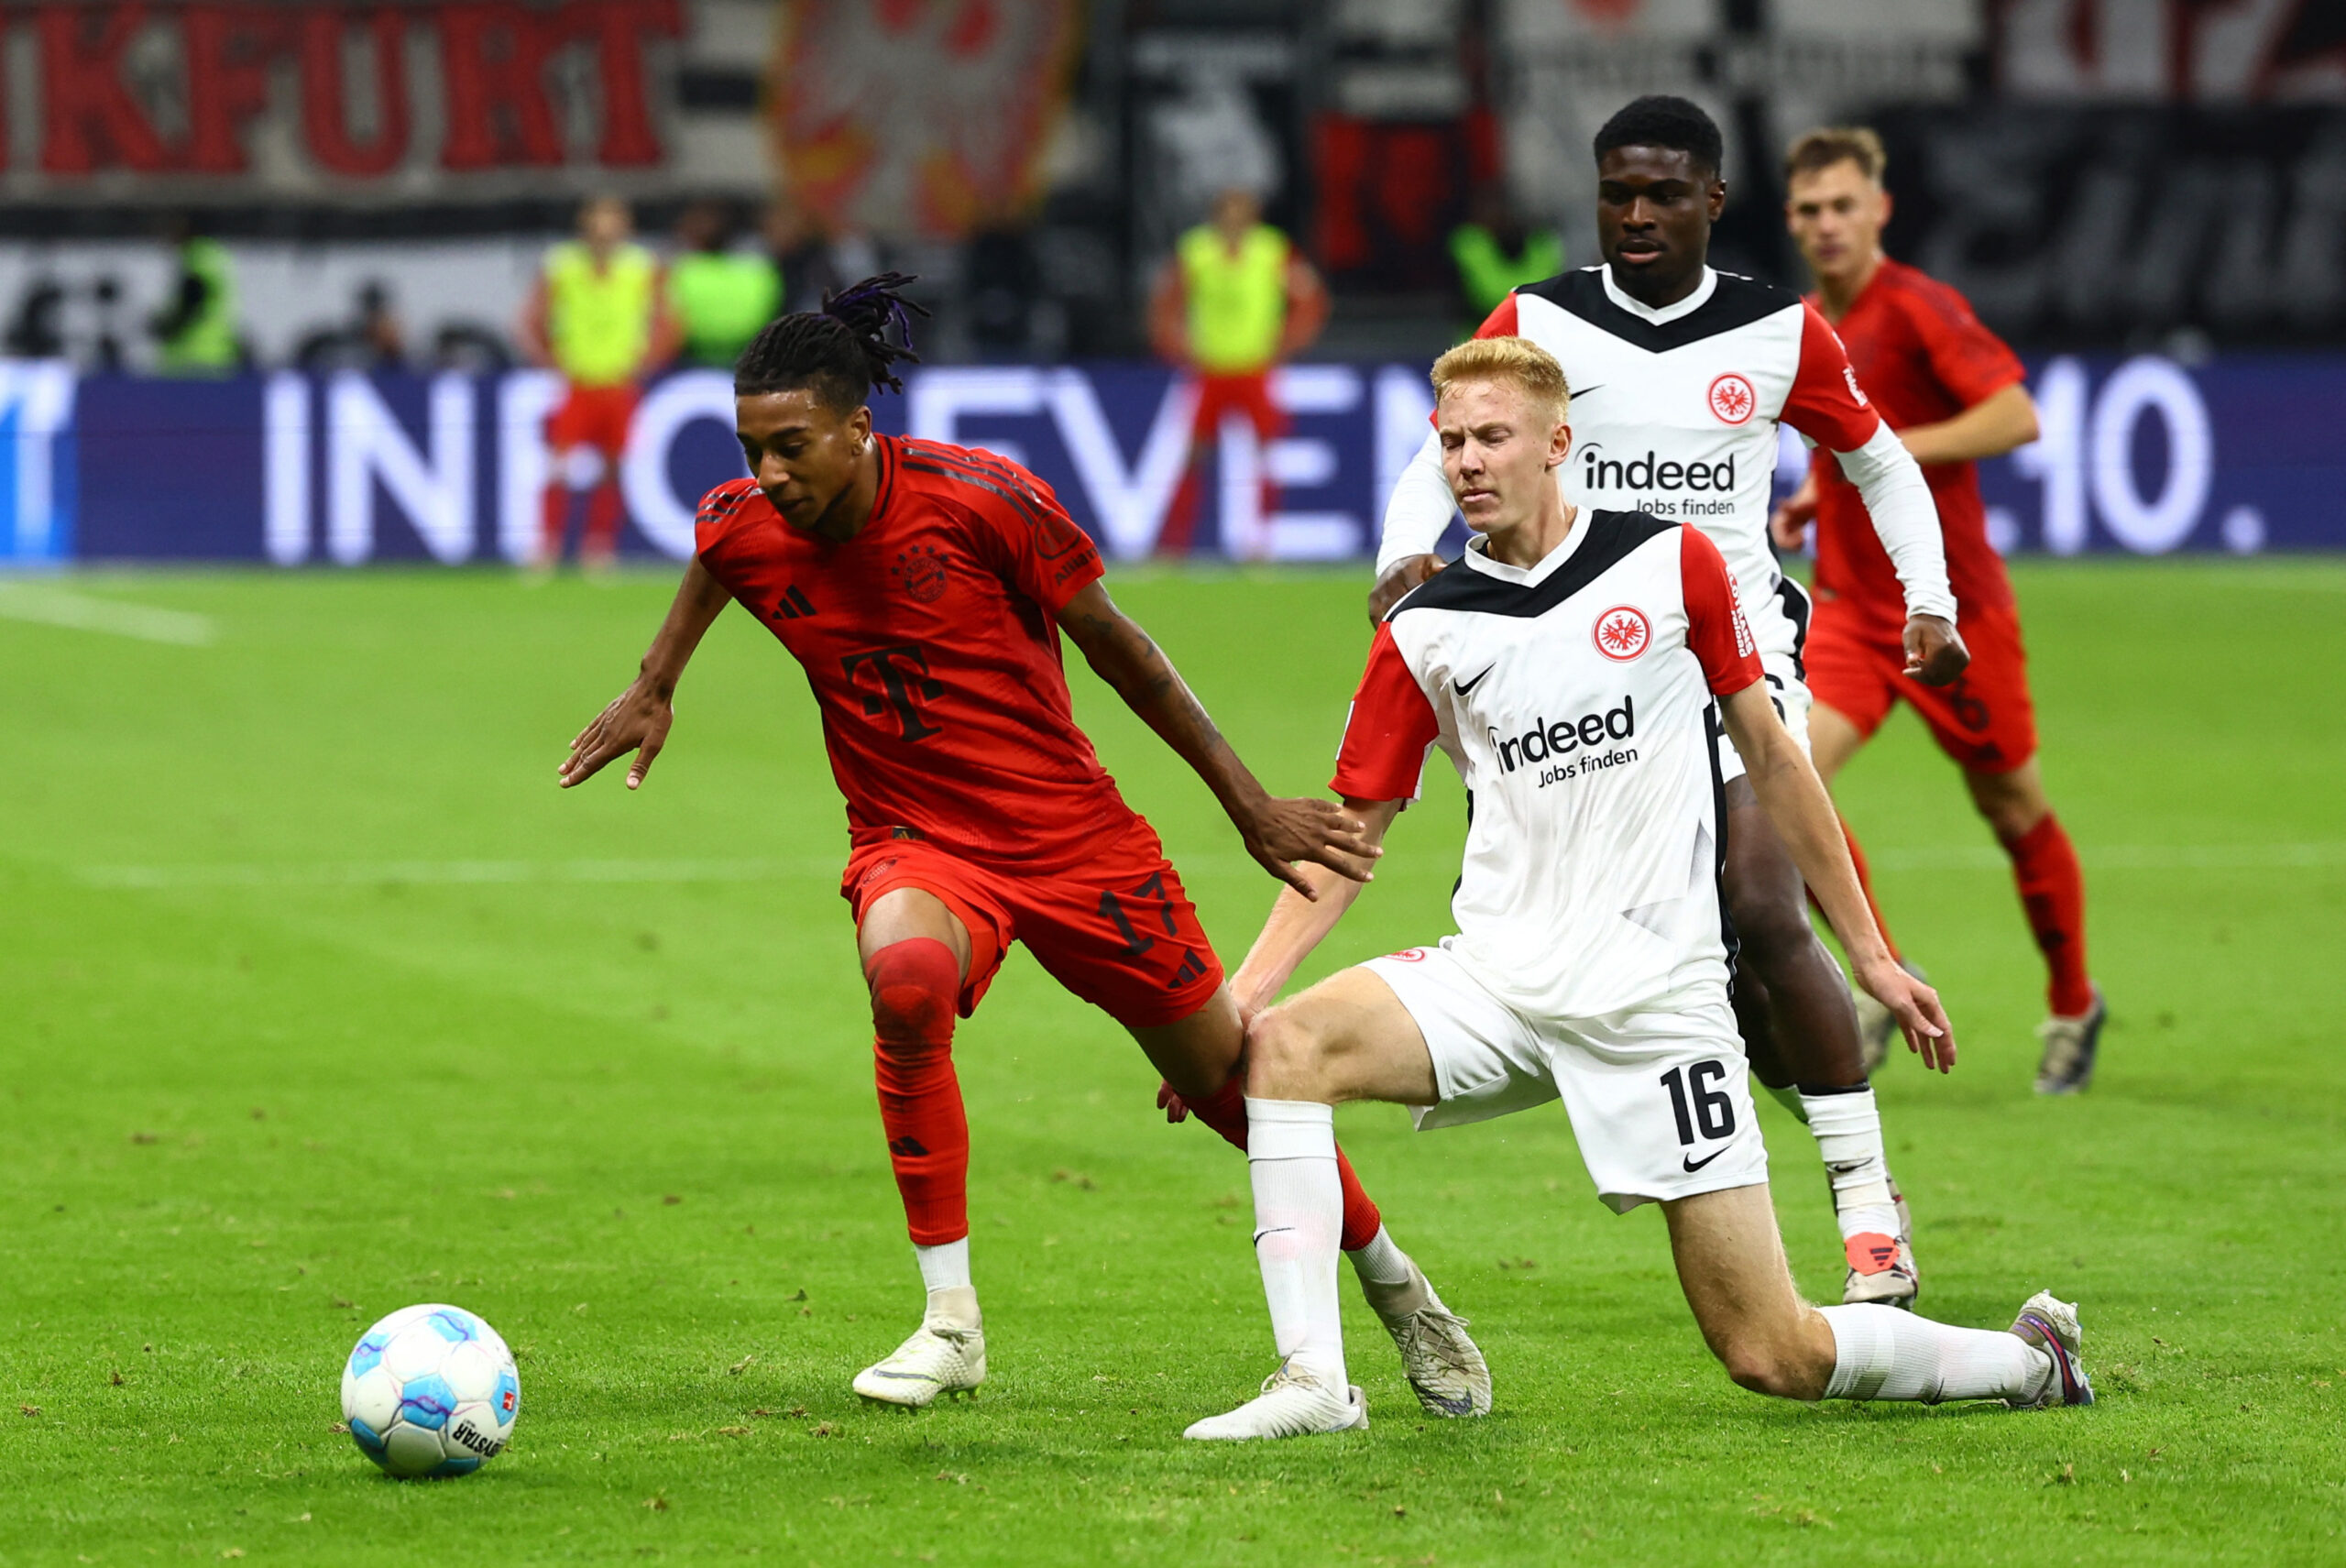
[1570,384,1604,400]
[1252,1226,1293,1246]
[1454,665,1496,697]
[1683,1148,1727,1172]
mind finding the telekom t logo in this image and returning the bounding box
[840,645,946,740]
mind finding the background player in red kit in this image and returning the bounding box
[558,277,1490,1415]
[1771,129,2104,1093]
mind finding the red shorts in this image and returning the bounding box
[1190,370,1286,444]
[547,383,638,457]
[1805,598,2039,773]
[839,817,1224,1029]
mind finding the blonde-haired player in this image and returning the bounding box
[1188,336,2091,1440]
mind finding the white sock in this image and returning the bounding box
[915,1236,972,1323]
[1802,1086,1901,1243]
[1245,1097,1346,1384]
[1819,1304,2053,1403]
[1344,1224,1413,1287]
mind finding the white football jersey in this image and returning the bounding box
[1377,266,1956,629]
[1336,509,1763,1019]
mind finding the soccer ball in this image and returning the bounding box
[340,1303,520,1478]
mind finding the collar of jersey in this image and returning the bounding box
[1459,505,1593,587]
[1598,263,1717,326]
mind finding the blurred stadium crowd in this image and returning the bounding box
[3,0,2341,376]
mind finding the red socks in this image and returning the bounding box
[1184,1077,1385,1252]
[2001,813,2094,1016]
[864,937,1398,1255]
[541,479,625,560]
[866,938,970,1245]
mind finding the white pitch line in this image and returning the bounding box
[0,585,215,646]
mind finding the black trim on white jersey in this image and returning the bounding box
[1704,698,1740,973]
[1518,268,1798,355]
[1388,509,1674,622]
[1775,576,1812,681]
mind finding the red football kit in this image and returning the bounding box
[1805,258,2091,1018]
[1805,258,2035,773]
[694,435,1223,1029]
[692,434,1387,1247]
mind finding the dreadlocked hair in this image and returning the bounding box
[733,271,930,409]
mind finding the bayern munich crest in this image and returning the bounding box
[892,543,948,603]
[1707,372,1757,424]
[1593,605,1652,662]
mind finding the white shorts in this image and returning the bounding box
[1716,576,1814,785]
[1363,943,1769,1213]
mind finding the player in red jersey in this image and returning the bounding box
[558,278,1491,1414]
[1771,129,2103,1093]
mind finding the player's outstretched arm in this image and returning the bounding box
[1718,681,1957,1072]
[1229,797,1402,1017]
[558,558,731,792]
[1057,580,1380,898]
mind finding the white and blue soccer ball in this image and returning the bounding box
[340,1304,520,1478]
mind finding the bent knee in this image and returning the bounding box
[1719,1343,1811,1399]
[1731,895,1824,966]
[866,938,959,1047]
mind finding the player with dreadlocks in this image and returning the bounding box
[560,276,1490,1421]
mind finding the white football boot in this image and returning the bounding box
[2006,1291,2095,1408]
[1183,1361,1368,1442]
[1359,1261,1491,1417]
[851,1287,984,1408]
[1840,1176,1920,1308]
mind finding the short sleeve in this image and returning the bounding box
[1906,280,2026,410]
[956,449,1105,613]
[1679,526,1763,696]
[1331,624,1441,802]
[694,478,761,557]
[1471,293,1519,339]
[1780,302,1884,455]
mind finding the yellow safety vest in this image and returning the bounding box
[158,238,238,376]
[545,241,656,387]
[1178,224,1289,374]
[669,250,781,369]
[1450,225,1565,319]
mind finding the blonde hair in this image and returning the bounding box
[1785,126,1886,184]
[1430,335,1570,424]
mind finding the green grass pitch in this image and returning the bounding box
[3,560,2341,1565]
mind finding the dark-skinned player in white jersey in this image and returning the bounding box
[1366,97,1962,1310]
[1187,335,2089,1441]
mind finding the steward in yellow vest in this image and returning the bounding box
[1146,189,1330,554]
[151,217,240,377]
[521,196,677,571]
[1450,185,1564,324]
[669,199,782,370]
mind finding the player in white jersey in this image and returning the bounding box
[1185,336,2091,1441]
[1369,98,1964,1309]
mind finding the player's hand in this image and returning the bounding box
[1240,795,1380,898]
[1156,1080,1190,1124]
[559,677,674,790]
[1769,494,1815,551]
[1856,954,1957,1073]
[1902,614,1970,686]
[1366,554,1444,624]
